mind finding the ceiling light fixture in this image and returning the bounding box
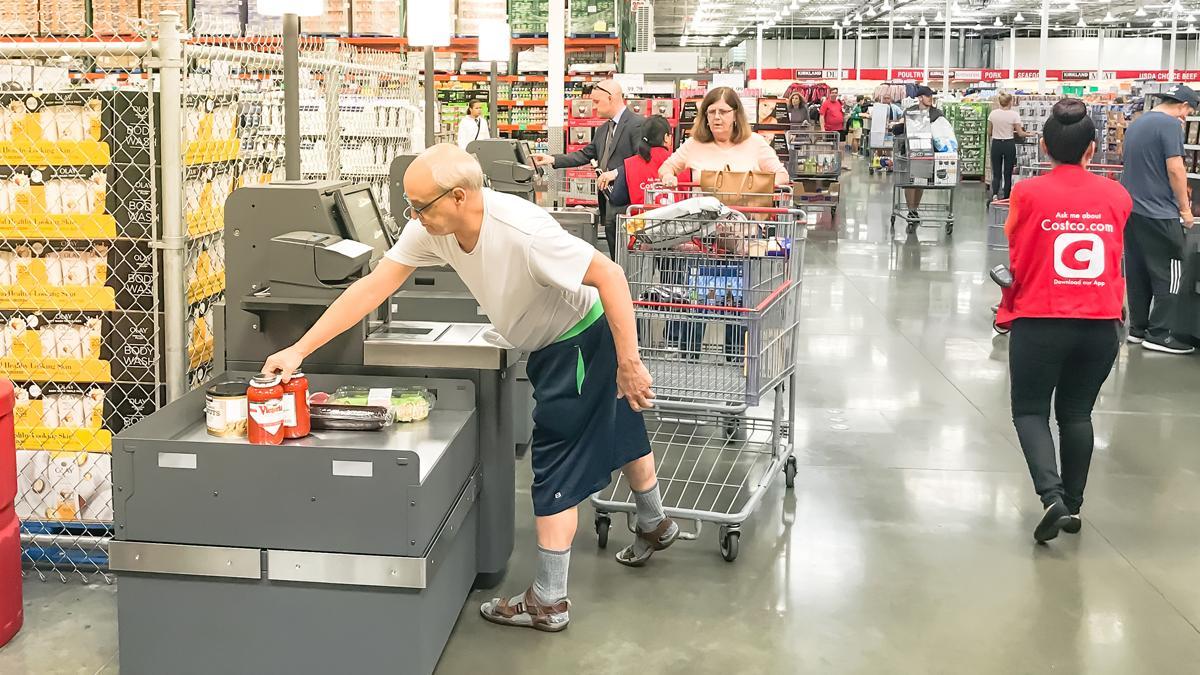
[935,11,944,22]
[882,1,893,11]
[1103,11,1116,22]
[1152,18,1164,26]
[1189,14,1197,23]
[1076,15,1087,27]
[867,7,878,17]
[833,20,841,29]
[1135,7,1148,17]
[1015,12,1025,21]
[918,15,928,26]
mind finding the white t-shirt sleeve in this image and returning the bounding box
[384,220,445,267]
[526,226,597,292]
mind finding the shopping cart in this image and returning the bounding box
[591,198,804,561]
[987,201,1010,335]
[643,180,793,210]
[890,135,957,236]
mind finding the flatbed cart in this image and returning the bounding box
[592,196,804,561]
[889,136,957,236]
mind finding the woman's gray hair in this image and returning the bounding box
[423,143,485,191]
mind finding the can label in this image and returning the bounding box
[248,398,284,436]
[206,394,247,438]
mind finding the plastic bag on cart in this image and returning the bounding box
[625,196,741,249]
[931,117,958,153]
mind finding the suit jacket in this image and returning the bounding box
[552,109,645,174]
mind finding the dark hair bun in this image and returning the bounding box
[1051,98,1088,125]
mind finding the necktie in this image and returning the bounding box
[600,119,617,170]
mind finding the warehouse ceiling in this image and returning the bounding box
[652,0,1200,47]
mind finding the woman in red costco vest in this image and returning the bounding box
[997,98,1132,544]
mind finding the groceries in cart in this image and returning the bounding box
[624,196,737,248]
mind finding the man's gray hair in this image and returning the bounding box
[421,143,485,191]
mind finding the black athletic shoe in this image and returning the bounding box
[1142,336,1196,355]
[1062,515,1082,534]
[1126,328,1145,345]
[907,209,920,223]
[1034,500,1071,543]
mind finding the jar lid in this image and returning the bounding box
[207,379,249,398]
[250,373,281,387]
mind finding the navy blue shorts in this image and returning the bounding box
[526,314,652,517]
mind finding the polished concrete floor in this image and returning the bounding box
[6,158,1200,674]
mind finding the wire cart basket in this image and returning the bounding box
[787,130,842,179]
[591,195,804,561]
[889,135,958,236]
[987,201,1011,335]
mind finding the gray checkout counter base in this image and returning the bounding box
[112,373,490,675]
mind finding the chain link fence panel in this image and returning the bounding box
[2,21,163,584]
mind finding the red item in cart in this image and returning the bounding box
[247,374,285,445]
[282,371,311,439]
[0,378,22,648]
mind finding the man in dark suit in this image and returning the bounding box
[533,79,644,258]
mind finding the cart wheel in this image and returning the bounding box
[993,320,1010,336]
[946,221,955,236]
[784,456,797,489]
[889,216,896,231]
[595,514,611,549]
[719,527,740,562]
[905,222,918,235]
[723,417,745,440]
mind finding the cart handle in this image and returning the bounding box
[634,279,794,314]
[647,399,750,414]
[623,204,801,216]
[656,180,791,191]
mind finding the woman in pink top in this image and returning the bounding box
[658,86,790,187]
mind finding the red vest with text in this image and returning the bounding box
[996,164,1132,327]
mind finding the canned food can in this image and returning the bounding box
[205,379,249,438]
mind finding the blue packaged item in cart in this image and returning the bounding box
[691,264,747,362]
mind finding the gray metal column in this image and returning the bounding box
[425,47,437,148]
[324,39,342,180]
[1039,0,1049,91]
[943,0,951,90]
[489,61,499,137]
[157,11,187,402]
[283,13,301,180]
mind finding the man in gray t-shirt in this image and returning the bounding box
[1119,85,1198,354]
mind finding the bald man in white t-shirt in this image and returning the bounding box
[262,144,679,632]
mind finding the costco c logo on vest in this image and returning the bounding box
[1053,233,1105,279]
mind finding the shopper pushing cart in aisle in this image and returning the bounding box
[891,86,945,227]
[261,144,679,633]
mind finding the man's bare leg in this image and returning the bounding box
[615,452,679,565]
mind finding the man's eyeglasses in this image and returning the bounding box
[403,187,454,220]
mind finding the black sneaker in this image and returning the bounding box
[1034,499,1071,543]
[1062,515,1082,534]
[907,209,920,223]
[1126,328,1145,345]
[1142,336,1196,354]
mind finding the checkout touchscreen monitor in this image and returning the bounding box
[333,184,393,262]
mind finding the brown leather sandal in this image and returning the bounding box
[480,588,571,632]
[615,517,679,567]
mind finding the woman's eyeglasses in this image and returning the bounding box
[706,107,735,118]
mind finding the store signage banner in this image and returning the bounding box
[794,69,824,78]
[1061,70,1095,80]
[954,69,983,81]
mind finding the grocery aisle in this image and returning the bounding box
[7,158,1200,674]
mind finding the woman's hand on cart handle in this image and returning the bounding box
[657,173,679,188]
[617,359,656,412]
[262,345,306,384]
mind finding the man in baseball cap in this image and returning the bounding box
[1162,83,1200,109]
[1119,83,1198,353]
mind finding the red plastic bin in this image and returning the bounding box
[0,378,22,648]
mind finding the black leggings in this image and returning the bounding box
[991,138,1017,200]
[1009,318,1119,514]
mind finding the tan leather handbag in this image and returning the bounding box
[698,165,776,208]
